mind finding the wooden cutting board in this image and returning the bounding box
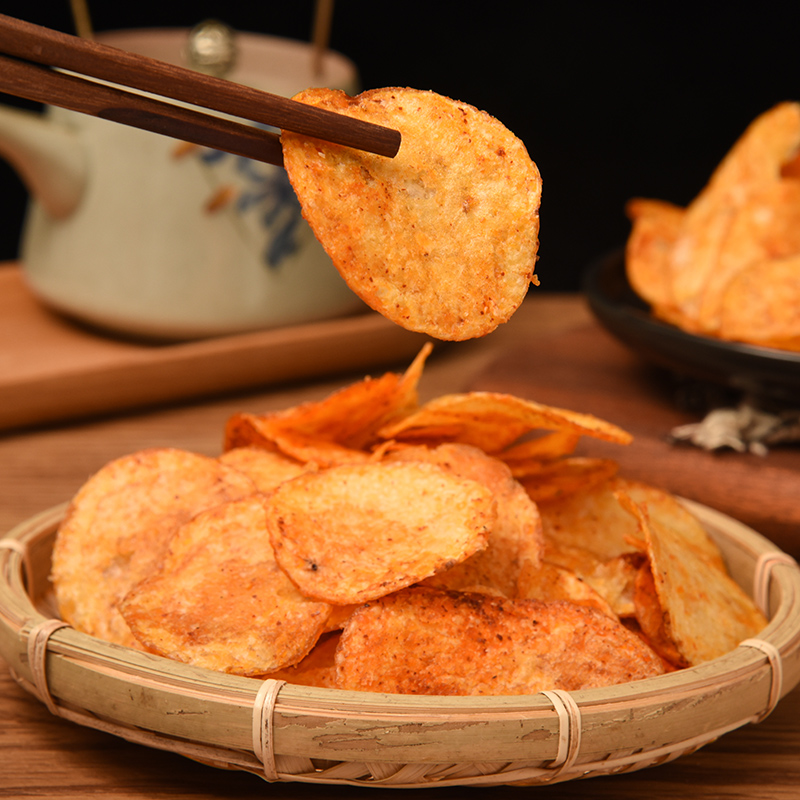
[470,321,800,559]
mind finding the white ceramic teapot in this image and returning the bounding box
[0,27,364,340]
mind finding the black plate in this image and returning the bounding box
[582,250,800,405]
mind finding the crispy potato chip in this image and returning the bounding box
[583,553,644,619]
[718,253,800,348]
[265,461,495,604]
[219,446,311,492]
[496,430,582,467]
[516,561,617,618]
[51,448,256,648]
[619,479,726,571]
[667,102,800,320]
[383,443,543,596]
[335,587,666,695]
[223,344,433,465]
[697,179,800,331]
[538,477,652,563]
[633,561,688,668]
[617,492,767,666]
[119,497,330,675]
[282,87,542,340]
[624,197,685,312]
[377,391,632,453]
[519,457,620,503]
[264,631,341,687]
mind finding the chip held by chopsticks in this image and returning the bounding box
[281,87,542,341]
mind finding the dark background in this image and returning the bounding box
[0,1,797,290]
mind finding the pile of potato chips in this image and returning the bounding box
[626,101,800,351]
[50,345,766,696]
[281,87,542,342]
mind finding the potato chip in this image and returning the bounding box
[496,430,582,467]
[377,391,632,453]
[223,344,433,465]
[51,448,256,648]
[624,197,685,312]
[281,87,542,340]
[265,461,495,604]
[538,477,649,563]
[516,561,617,618]
[119,497,330,675]
[383,443,543,596]
[519,457,619,503]
[718,253,800,348]
[264,631,341,687]
[219,446,311,493]
[334,587,666,695]
[632,560,688,668]
[698,178,800,332]
[667,102,800,320]
[617,492,767,666]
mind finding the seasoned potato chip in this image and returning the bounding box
[282,87,542,340]
[265,461,495,604]
[667,102,800,320]
[384,443,543,596]
[496,430,582,468]
[718,253,800,348]
[624,197,685,312]
[625,102,800,349]
[377,391,632,453]
[120,497,330,675]
[698,179,800,331]
[617,493,767,666]
[223,344,432,465]
[51,448,256,648]
[519,457,619,503]
[219,446,311,492]
[335,587,666,695]
[265,631,341,687]
[516,561,617,618]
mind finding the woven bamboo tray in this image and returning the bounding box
[1,500,799,789]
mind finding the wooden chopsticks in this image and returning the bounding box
[0,14,402,168]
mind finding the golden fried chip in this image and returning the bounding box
[377,391,632,453]
[219,446,311,493]
[698,179,800,332]
[666,102,800,322]
[517,561,617,618]
[223,344,433,465]
[617,492,767,666]
[718,253,800,348]
[583,553,644,619]
[265,461,495,604]
[624,197,685,312]
[335,587,665,695]
[383,443,543,596]
[265,631,341,687]
[119,497,330,675]
[51,448,256,648]
[282,87,542,340]
[538,477,647,563]
[519,457,620,503]
[496,430,582,468]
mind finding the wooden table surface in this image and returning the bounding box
[1,291,798,799]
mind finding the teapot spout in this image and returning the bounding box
[0,105,86,219]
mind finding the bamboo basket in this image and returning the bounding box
[0,499,798,789]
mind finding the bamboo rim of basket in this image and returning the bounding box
[0,500,798,788]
